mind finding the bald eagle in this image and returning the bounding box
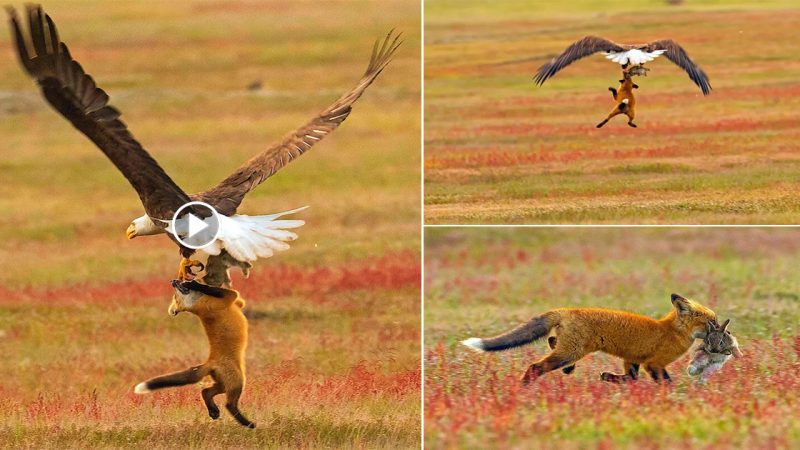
[534,36,711,95]
[8,5,401,280]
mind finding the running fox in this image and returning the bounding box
[596,66,643,128]
[134,280,255,428]
[462,293,716,384]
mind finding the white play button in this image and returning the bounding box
[170,201,221,249]
[187,213,209,238]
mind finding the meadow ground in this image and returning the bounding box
[0,1,420,448]
[424,0,800,224]
[425,228,800,449]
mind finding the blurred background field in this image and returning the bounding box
[425,227,800,449]
[424,0,800,224]
[0,1,420,448]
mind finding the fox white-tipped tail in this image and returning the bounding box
[205,206,308,262]
[134,382,151,394]
[461,337,486,352]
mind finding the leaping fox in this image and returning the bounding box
[134,280,255,428]
[596,65,647,128]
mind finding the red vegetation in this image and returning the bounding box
[425,336,800,448]
[428,145,690,169]
[0,251,420,306]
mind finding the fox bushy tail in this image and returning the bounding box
[134,364,211,394]
[462,311,560,352]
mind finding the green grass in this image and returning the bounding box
[0,1,420,448]
[424,0,800,223]
[425,227,800,449]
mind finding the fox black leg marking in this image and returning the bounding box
[633,84,639,89]
[627,121,637,128]
[602,361,640,383]
[629,363,640,380]
[646,367,671,383]
[596,119,609,128]
[202,383,225,420]
[608,87,618,98]
[225,386,256,428]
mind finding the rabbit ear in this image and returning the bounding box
[720,319,731,332]
[706,320,715,333]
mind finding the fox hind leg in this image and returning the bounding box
[521,350,585,385]
[202,382,225,420]
[625,109,637,128]
[597,105,625,128]
[225,385,256,428]
[548,336,576,374]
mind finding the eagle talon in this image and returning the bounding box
[178,258,205,281]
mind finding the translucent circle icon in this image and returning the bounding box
[170,201,221,249]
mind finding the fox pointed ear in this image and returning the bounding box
[671,293,691,315]
[671,293,687,302]
[720,319,731,332]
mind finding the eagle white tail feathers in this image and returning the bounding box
[209,206,308,262]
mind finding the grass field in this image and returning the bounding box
[424,0,800,224]
[0,1,420,448]
[425,228,800,449]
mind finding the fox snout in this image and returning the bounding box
[172,279,191,294]
[168,295,185,316]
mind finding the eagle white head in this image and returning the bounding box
[127,215,163,240]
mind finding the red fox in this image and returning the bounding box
[596,66,642,128]
[462,294,716,384]
[134,280,255,428]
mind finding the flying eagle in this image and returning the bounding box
[534,36,711,95]
[7,5,401,280]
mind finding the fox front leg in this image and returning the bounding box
[600,361,639,383]
[645,365,671,383]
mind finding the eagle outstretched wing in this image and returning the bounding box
[643,39,711,95]
[192,31,403,216]
[534,36,625,85]
[7,5,190,221]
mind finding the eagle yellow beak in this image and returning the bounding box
[126,223,137,240]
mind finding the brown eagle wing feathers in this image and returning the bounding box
[9,4,400,221]
[642,39,711,95]
[534,36,624,85]
[534,35,711,95]
[192,31,402,216]
[7,5,191,221]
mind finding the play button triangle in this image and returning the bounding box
[187,213,209,238]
